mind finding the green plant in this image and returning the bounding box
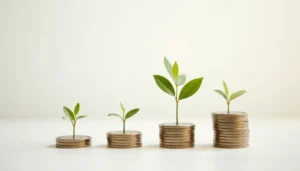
[214,81,246,114]
[153,57,204,125]
[108,103,140,134]
[62,103,87,139]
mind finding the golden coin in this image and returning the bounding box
[56,142,90,146]
[160,136,194,140]
[56,135,92,143]
[159,123,195,129]
[212,115,248,119]
[107,144,142,148]
[212,111,248,116]
[107,130,141,136]
[160,141,194,145]
[214,128,249,132]
[108,140,141,143]
[213,125,248,129]
[213,119,248,123]
[56,144,90,148]
[214,142,249,146]
[213,121,248,125]
[160,144,194,149]
[214,129,250,133]
[160,134,194,137]
[214,144,248,148]
[214,136,249,140]
[109,142,142,146]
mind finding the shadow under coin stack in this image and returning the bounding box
[212,112,249,148]
[160,123,195,149]
[56,135,91,148]
[107,130,142,148]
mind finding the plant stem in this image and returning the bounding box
[176,101,179,125]
[175,85,179,125]
[123,120,125,134]
[227,102,230,114]
[72,121,76,139]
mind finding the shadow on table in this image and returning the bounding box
[46,144,56,148]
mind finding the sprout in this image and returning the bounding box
[62,103,87,139]
[214,81,246,114]
[108,103,140,134]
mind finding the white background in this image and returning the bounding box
[1,0,300,119]
[1,1,300,171]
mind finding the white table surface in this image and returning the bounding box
[0,117,299,171]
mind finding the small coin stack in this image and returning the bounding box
[56,135,91,148]
[160,123,195,149]
[107,130,142,148]
[212,112,249,148]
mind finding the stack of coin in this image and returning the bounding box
[159,123,195,149]
[107,130,142,148]
[56,135,91,148]
[212,112,249,148]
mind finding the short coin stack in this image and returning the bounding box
[107,130,142,148]
[56,135,91,148]
[212,112,249,148]
[160,123,195,149]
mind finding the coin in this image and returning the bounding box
[160,144,194,149]
[107,130,142,149]
[56,135,91,142]
[214,144,249,148]
[160,122,195,149]
[55,135,91,148]
[107,144,142,148]
[212,112,250,149]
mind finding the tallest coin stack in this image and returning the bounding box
[212,112,250,148]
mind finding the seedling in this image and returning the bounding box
[153,57,203,125]
[214,81,246,114]
[62,103,87,139]
[108,103,140,134]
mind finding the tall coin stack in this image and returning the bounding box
[56,135,91,148]
[107,130,142,148]
[212,112,249,148]
[160,123,195,149]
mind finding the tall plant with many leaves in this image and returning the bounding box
[153,57,204,125]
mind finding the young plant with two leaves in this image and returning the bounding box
[108,103,140,134]
[153,57,204,125]
[214,81,246,114]
[62,103,87,139]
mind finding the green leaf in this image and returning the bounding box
[230,90,246,101]
[108,113,123,120]
[76,115,87,120]
[120,102,126,113]
[153,75,175,96]
[164,57,174,80]
[74,103,80,116]
[223,81,229,97]
[179,77,203,100]
[62,116,68,120]
[125,108,140,119]
[63,106,75,121]
[214,90,227,100]
[172,62,179,81]
[178,75,186,86]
